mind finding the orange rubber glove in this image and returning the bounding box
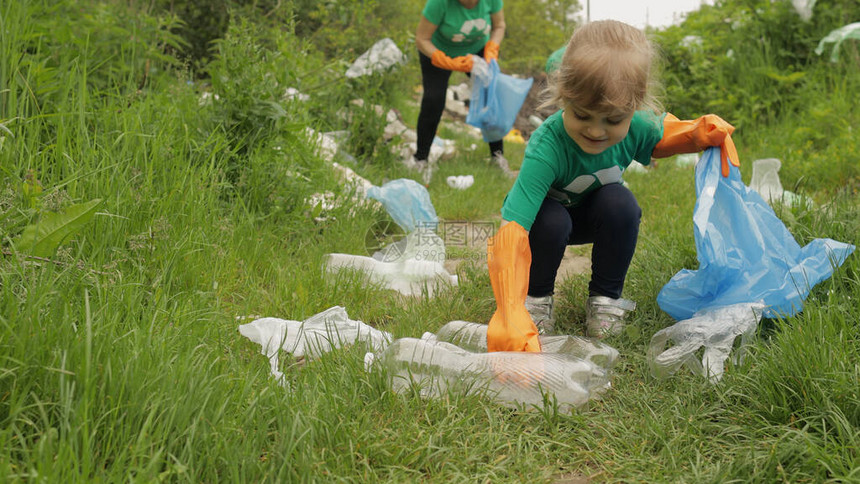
[487,222,542,353]
[652,113,741,177]
[431,50,473,72]
[484,40,499,63]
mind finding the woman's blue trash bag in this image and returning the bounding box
[466,59,533,143]
[657,147,854,320]
[366,178,438,233]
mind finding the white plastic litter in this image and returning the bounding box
[792,0,816,21]
[283,87,310,102]
[372,228,447,264]
[647,302,766,383]
[428,320,619,369]
[332,162,375,197]
[815,22,860,62]
[445,89,469,117]
[325,253,457,297]
[749,158,814,208]
[239,306,392,383]
[327,229,456,297]
[446,175,474,190]
[345,38,406,78]
[675,153,699,167]
[305,128,340,162]
[365,337,610,412]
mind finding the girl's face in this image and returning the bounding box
[562,103,634,155]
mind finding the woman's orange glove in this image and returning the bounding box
[652,113,741,177]
[486,222,542,353]
[484,41,500,62]
[431,50,473,72]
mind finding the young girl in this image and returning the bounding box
[486,20,740,351]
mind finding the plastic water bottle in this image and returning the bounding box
[365,337,610,411]
[430,320,619,369]
[325,253,457,297]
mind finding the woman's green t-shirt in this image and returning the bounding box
[422,0,503,57]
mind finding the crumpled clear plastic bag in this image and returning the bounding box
[238,306,392,383]
[815,22,860,62]
[657,147,855,321]
[345,38,406,78]
[648,302,765,383]
[466,58,533,142]
[366,179,438,233]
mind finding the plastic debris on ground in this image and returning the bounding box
[467,57,534,142]
[300,128,378,221]
[446,175,474,190]
[792,0,816,21]
[653,147,854,382]
[326,226,456,297]
[365,337,611,412]
[365,178,437,233]
[648,302,765,383]
[325,180,458,297]
[503,128,525,144]
[239,306,392,384]
[749,158,814,208]
[445,87,469,117]
[657,146,854,321]
[425,320,619,369]
[815,22,860,62]
[283,87,309,102]
[345,38,406,78]
[326,252,457,297]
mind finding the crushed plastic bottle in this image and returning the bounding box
[366,337,610,411]
[325,253,457,297]
[428,320,619,369]
[446,175,474,190]
[239,306,392,383]
[749,158,813,209]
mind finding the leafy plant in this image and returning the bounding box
[13,199,103,258]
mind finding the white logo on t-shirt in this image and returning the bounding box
[452,18,489,43]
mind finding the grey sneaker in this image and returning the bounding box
[525,295,555,335]
[586,296,636,338]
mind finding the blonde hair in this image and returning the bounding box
[542,20,662,114]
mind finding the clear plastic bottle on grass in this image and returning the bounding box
[365,337,610,411]
[428,320,619,369]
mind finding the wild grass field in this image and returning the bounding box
[1,0,858,482]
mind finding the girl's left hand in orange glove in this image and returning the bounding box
[652,113,740,177]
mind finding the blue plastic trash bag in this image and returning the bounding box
[657,147,854,320]
[366,178,438,233]
[467,59,534,143]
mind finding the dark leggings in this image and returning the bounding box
[527,183,642,299]
[416,50,503,161]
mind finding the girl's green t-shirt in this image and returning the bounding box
[422,0,503,57]
[501,110,666,231]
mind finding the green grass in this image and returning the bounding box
[2,0,859,482]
